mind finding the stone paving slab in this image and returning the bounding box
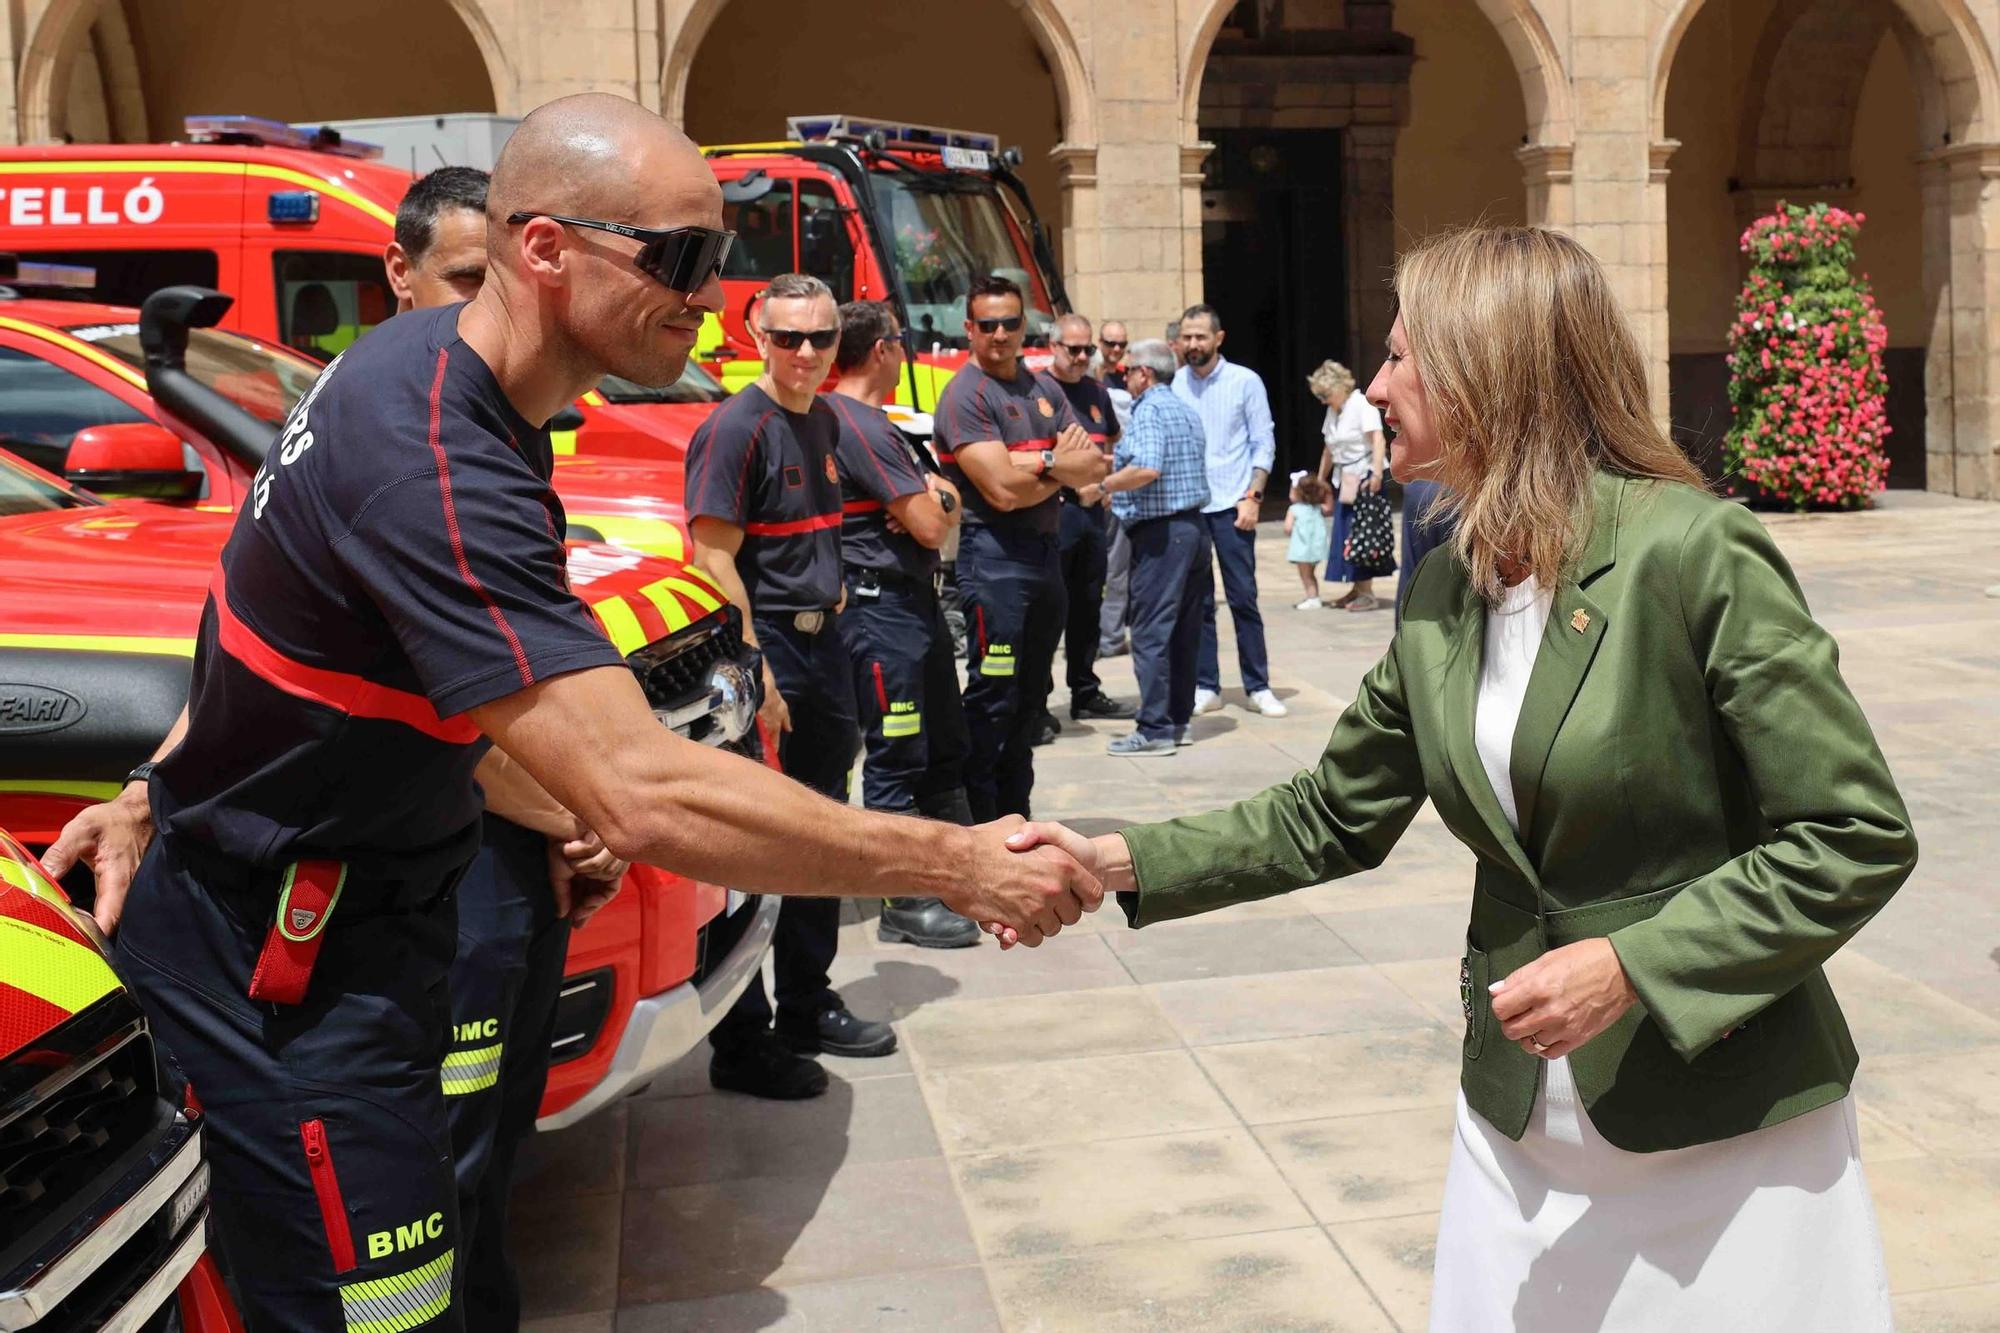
[521,492,2000,1331]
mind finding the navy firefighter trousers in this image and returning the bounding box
[955,523,1066,821]
[116,831,464,1332]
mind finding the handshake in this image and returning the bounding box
[938,818,1125,948]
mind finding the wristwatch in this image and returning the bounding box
[936,488,957,514]
[1038,448,1056,475]
[126,760,156,788]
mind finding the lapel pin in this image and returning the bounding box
[1571,609,1591,633]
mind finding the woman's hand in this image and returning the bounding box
[1490,938,1638,1060]
[1364,472,1382,495]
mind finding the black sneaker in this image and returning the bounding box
[879,897,982,948]
[779,1001,898,1058]
[1070,690,1136,721]
[1031,711,1061,746]
[709,1032,829,1100]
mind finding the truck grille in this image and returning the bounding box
[626,605,757,749]
[0,997,162,1270]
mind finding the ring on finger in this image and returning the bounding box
[1529,1037,1551,1055]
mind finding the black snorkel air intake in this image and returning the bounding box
[139,286,278,469]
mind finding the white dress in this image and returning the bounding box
[1427,577,1892,1333]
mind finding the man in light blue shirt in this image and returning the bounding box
[1171,304,1286,719]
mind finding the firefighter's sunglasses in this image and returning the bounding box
[506,212,735,293]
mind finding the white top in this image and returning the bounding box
[1428,576,1892,1331]
[1473,576,1551,833]
[1321,389,1383,473]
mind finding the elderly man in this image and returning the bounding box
[1173,303,1286,719]
[1101,339,1212,755]
[46,97,1097,1331]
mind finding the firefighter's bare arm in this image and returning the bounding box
[468,666,1102,944]
[688,515,789,734]
[957,439,1059,512]
[43,704,189,933]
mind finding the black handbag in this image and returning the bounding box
[1345,487,1398,577]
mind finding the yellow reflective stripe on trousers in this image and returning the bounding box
[440,1042,503,1096]
[881,713,922,737]
[0,914,119,1015]
[980,647,1016,677]
[340,1248,453,1332]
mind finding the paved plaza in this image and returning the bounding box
[516,492,2000,1332]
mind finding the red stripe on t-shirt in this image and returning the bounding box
[209,568,481,744]
[427,347,533,689]
[744,512,842,536]
[842,499,885,515]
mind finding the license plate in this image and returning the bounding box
[941,146,991,172]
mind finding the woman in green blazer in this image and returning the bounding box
[1000,227,1916,1330]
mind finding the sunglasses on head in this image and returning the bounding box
[1060,342,1096,358]
[506,212,735,293]
[761,326,840,351]
[972,315,1024,334]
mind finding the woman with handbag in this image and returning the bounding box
[999,225,1915,1330]
[1312,360,1392,611]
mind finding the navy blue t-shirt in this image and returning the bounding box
[155,303,625,880]
[683,385,843,613]
[824,394,935,582]
[1056,374,1120,505]
[934,362,1083,538]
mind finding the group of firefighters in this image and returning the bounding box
[43,94,1100,1332]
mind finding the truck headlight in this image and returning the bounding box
[707,660,757,745]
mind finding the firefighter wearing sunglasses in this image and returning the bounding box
[684,273,901,1099]
[46,97,1100,1332]
[934,275,1109,821]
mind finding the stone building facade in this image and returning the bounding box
[4,0,1995,496]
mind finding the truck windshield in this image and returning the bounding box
[867,171,1057,350]
[0,449,93,516]
[64,323,324,424]
[596,361,729,405]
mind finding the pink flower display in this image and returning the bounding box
[1725,202,1891,510]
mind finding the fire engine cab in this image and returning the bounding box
[701,115,1073,426]
[0,115,725,463]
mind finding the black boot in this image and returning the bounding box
[777,993,898,1058]
[709,1031,829,1100]
[879,897,983,948]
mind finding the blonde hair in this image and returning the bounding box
[1394,226,1705,602]
[1307,359,1355,403]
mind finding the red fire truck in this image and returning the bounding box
[701,115,1073,425]
[0,115,723,465]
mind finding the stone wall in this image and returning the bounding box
[6,0,1997,496]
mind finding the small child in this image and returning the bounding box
[1285,472,1333,609]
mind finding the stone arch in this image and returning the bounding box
[662,0,1095,145]
[1651,0,1997,145]
[1177,0,1571,147]
[19,0,512,142]
[1736,0,1897,189]
[443,0,517,114]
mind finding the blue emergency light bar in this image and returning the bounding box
[267,191,320,224]
[785,115,1000,157]
[183,114,383,160]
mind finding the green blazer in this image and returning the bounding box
[1120,472,1917,1151]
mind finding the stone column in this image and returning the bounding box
[1570,19,1668,423]
[1344,123,1399,366]
[1517,143,1574,230]
[1919,142,2000,499]
[1049,143,1101,319]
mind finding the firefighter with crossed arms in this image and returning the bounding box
[825,299,983,949]
[935,275,1108,820]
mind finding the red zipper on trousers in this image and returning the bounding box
[871,661,890,711]
[300,1118,357,1273]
